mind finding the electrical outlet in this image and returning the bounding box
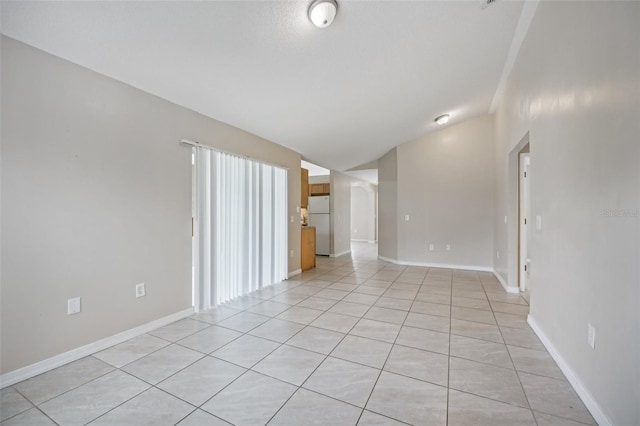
[404,214,410,221]
[445,244,451,251]
[496,251,500,259]
[429,244,435,251]
[67,297,81,315]
[290,215,294,223]
[587,324,596,349]
[504,215,507,224]
[136,283,146,298]
[290,250,294,258]
[536,215,542,231]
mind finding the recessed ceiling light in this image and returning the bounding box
[435,114,450,125]
[309,0,338,28]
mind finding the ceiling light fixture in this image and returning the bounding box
[435,114,450,125]
[309,0,338,28]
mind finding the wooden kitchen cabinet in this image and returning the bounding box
[309,183,330,196]
[301,227,316,271]
[301,168,309,208]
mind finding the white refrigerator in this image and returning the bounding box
[308,195,330,256]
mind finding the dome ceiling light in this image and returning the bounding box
[309,0,338,28]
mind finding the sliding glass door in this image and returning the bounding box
[192,147,288,310]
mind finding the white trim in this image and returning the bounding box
[351,239,376,244]
[492,270,520,293]
[287,269,302,278]
[527,315,612,426]
[0,307,194,389]
[377,256,492,272]
[330,250,351,258]
[489,0,540,113]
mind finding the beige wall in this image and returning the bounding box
[329,171,351,256]
[0,37,302,374]
[378,116,495,269]
[396,115,494,268]
[377,149,398,260]
[493,2,639,424]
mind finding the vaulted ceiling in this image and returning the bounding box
[1,0,526,172]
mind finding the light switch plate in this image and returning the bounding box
[404,215,410,221]
[67,297,81,315]
[136,283,146,298]
[587,324,596,349]
[536,215,542,231]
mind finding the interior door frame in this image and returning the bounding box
[518,147,531,292]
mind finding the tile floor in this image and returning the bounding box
[1,243,596,425]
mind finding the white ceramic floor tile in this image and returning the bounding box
[366,371,447,426]
[157,356,245,406]
[252,345,325,386]
[448,389,536,426]
[395,326,450,355]
[216,312,271,333]
[285,326,346,355]
[40,370,149,425]
[121,344,203,384]
[202,371,296,425]
[177,326,242,354]
[1,408,56,426]
[1,387,33,422]
[303,357,379,407]
[93,334,170,368]
[350,319,401,343]
[211,334,280,368]
[331,335,393,369]
[148,318,211,342]
[249,318,305,343]
[269,388,362,426]
[383,345,448,386]
[88,388,194,426]
[176,409,232,425]
[357,410,406,425]
[14,357,115,405]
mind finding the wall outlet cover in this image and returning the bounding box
[429,244,435,251]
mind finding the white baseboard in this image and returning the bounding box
[492,270,519,293]
[287,269,302,278]
[527,315,612,426]
[0,307,194,389]
[330,250,351,258]
[377,256,492,272]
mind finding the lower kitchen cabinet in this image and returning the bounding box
[301,227,316,271]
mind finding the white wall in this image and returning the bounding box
[493,2,639,424]
[329,171,351,256]
[0,37,302,374]
[378,115,495,269]
[351,181,377,243]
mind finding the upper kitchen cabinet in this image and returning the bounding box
[309,183,330,196]
[301,168,309,208]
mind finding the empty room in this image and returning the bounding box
[1,1,638,425]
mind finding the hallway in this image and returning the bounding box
[1,243,595,425]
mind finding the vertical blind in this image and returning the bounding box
[193,147,288,310]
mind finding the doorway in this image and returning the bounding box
[518,145,531,292]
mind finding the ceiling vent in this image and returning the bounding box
[481,0,497,9]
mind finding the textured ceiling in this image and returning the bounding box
[1,0,525,171]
